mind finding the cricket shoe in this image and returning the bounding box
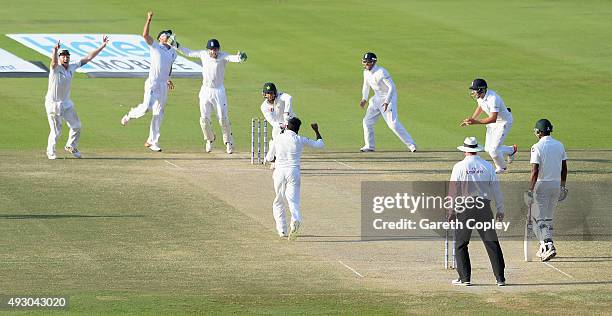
[47,152,57,160]
[144,142,162,152]
[540,242,557,261]
[278,231,287,238]
[496,280,507,287]
[408,144,417,152]
[451,279,472,286]
[121,114,130,126]
[359,146,375,152]
[226,142,233,154]
[508,144,518,164]
[205,140,213,153]
[536,243,546,258]
[288,220,301,241]
[64,146,82,158]
[495,168,507,174]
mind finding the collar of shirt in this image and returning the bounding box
[367,65,380,73]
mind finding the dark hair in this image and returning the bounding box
[287,117,302,133]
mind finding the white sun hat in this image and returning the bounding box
[457,136,484,152]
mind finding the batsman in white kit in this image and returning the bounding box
[177,38,247,154]
[260,82,295,161]
[359,52,417,152]
[265,117,324,240]
[120,11,177,152]
[45,36,109,159]
[460,78,517,174]
[525,119,568,261]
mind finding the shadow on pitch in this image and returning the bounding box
[476,281,612,287]
[0,214,145,220]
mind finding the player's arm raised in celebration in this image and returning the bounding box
[143,11,154,45]
[80,35,109,65]
[177,46,203,58]
[50,41,60,69]
[224,51,247,63]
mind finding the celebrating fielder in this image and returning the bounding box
[359,52,417,152]
[45,36,109,159]
[120,11,177,152]
[526,119,568,261]
[260,82,295,163]
[460,78,517,174]
[265,118,324,240]
[177,38,247,154]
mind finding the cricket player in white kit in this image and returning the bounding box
[260,82,295,160]
[121,11,177,152]
[265,117,324,240]
[177,38,247,154]
[526,119,568,261]
[359,52,417,152]
[461,78,517,173]
[45,36,109,159]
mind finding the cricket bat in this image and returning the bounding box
[524,203,533,262]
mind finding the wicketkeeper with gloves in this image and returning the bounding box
[526,119,568,261]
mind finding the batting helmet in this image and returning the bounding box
[262,82,277,95]
[58,49,70,56]
[206,38,220,49]
[362,52,377,62]
[534,119,553,134]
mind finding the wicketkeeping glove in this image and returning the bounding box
[558,186,568,202]
[239,51,247,62]
[168,34,180,48]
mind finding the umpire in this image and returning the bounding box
[449,137,506,286]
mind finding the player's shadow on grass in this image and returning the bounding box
[551,256,612,262]
[0,214,145,220]
[484,281,612,287]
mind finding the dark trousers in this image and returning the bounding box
[454,200,505,283]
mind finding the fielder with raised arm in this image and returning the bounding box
[45,36,109,159]
[121,11,177,152]
[359,52,417,152]
[177,38,247,154]
[525,119,568,261]
[460,78,517,174]
[260,82,295,163]
[265,118,324,240]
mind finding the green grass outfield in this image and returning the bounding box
[1,1,612,315]
[1,0,611,151]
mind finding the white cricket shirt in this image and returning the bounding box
[147,42,177,88]
[477,90,513,124]
[530,136,567,182]
[450,155,504,213]
[179,48,241,88]
[45,60,82,104]
[261,92,294,127]
[362,65,396,104]
[273,130,324,169]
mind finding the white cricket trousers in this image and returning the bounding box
[485,122,514,170]
[272,167,301,235]
[362,96,415,149]
[46,105,81,155]
[198,86,233,145]
[126,83,168,146]
[532,181,561,242]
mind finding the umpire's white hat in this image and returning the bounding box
[457,137,484,152]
